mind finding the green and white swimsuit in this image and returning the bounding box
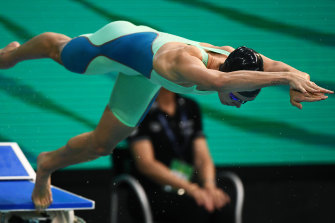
[60,21,230,126]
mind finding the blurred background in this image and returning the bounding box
[0,0,334,222]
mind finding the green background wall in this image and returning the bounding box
[0,0,334,169]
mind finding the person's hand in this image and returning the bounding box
[186,184,215,212]
[290,89,329,109]
[204,186,231,210]
[288,72,333,95]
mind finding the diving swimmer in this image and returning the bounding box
[0,21,332,210]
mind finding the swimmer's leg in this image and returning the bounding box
[32,73,161,210]
[0,32,71,69]
[109,73,161,126]
[32,105,135,210]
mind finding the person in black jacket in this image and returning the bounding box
[128,88,233,223]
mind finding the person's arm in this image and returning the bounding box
[261,54,333,106]
[261,54,306,74]
[130,139,215,211]
[193,137,231,209]
[290,90,328,109]
[173,52,332,94]
[131,139,192,188]
[192,137,215,187]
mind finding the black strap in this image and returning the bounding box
[157,110,190,158]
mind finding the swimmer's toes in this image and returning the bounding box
[2,41,20,51]
[1,42,15,53]
[9,41,20,48]
[0,41,20,69]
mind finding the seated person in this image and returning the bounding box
[127,88,234,223]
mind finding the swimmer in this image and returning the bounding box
[0,21,332,210]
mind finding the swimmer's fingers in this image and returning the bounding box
[300,81,324,95]
[307,82,334,94]
[302,92,328,101]
[290,99,303,109]
[304,95,328,102]
[290,90,328,109]
[289,76,333,95]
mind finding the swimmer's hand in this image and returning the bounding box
[289,89,330,109]
[288,72,334,95]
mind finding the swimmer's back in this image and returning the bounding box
[60,21,228,95]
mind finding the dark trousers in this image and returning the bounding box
[123,185,234,223]
[146,189,234,223]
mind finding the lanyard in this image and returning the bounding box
[157,109,190,158]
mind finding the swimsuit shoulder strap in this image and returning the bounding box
[198,45,230,56]
[191,44,230,67]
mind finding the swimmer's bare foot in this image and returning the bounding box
[32,152,53,211]
[0,41,20,69]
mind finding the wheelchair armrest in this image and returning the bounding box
[217,171,244,223]
[111,174,153,223]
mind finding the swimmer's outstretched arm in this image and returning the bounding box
[260,54,305,74]
[173,53,333,95]
[290,90,328,109]
[260,54,333,106]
